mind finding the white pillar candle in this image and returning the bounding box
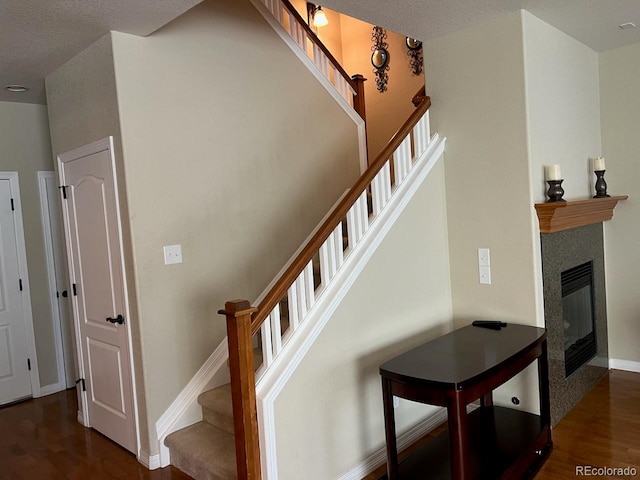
[545,164,562,181]
[594,157,606,171]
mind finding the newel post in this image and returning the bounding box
[352,74,367,123]
[219,299,261,480]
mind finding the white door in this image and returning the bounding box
[58,138,136,453]
[38,172,76,389]
[0,178,32,405]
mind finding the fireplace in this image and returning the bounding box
[540,223,608,425]
[562,262,597,377]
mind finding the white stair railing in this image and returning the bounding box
[253,0,364,114]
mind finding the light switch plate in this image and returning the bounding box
[163,244,183,265]
[478,248,490,267]
[479,266,492,285]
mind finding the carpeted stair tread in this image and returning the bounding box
[165,422,237,480]
[199,385,234,435]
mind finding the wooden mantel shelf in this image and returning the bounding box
[534,195,628,234]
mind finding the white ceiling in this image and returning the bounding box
[0,0,203,104]
[2,0,639,106]
[324,0,640,53]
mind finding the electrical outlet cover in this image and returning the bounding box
[163,244,183,265]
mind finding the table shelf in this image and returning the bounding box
[378,407,551,480]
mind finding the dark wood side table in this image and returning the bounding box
[379,323,552,480]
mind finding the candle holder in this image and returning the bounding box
[593,170,610,198]
[546,179,566,203]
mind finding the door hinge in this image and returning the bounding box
[59,185,68,199]
[10,198,14,211]
[27,358,31,371]
[76,378,86,392]
[72,283,77,296]
[19,279,23,291]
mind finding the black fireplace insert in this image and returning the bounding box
[562,262,597,377]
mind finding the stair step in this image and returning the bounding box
[165,422,237,480]
[199,385,234,435]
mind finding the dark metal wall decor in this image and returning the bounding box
[406,37,423,76]
[371,26,390,93]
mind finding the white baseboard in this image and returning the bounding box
[77,409,87,426]
[336,409,448,480]
[138,450,161,470]
[609,358,640,373]
[38,382,66,397]
[155,340,230,467]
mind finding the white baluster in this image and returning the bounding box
[295,273,308,319]
[287,283,299,331]
[347,202,359,247]
[261,321,273,368]
[347,190,369,248]
[272,0,283,23]
[413,112,431,158]
[319,232,337,284]
[270,303,282,356]
[334,72,352,105]
[313,44,331,80]
[371,161,392,216]
[394,136,412,185]
[303,260,315,308]
[264,0,282,22]
[288,14,305,49]
[356,191,369,236]
[333,222,344,268]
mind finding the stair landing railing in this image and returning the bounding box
[258,0,367,122]
[219,94,432,480]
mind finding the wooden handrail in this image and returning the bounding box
[280,0,357,93]
[221,95,431,480]
[251,96,431,332]
[412,85,427,107]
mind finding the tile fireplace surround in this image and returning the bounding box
[540,223,608,426]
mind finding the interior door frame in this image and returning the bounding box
[0,172,41,398]
[56,137,140,454]
[37,171,73,394]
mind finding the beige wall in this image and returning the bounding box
[521,11,602,354]
[111,0,360,454]
[339,16,424,159]
[599,43,640,364]
[274,158,452,479]
[424,11,542,412]
[45,33,150,453]
[523,12,601,204]
[0,101,58,387]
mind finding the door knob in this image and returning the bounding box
[106,314,125,325]
[62,290,68,297]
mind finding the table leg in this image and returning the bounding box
[480,392,493,408]
[382,377,399,479]
[448,392,470,480]
[538,339,551,429]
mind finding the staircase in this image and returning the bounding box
[165,387,236,480]
[163,1,444,479]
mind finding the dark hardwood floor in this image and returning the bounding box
[2,370,638,479]
[364,369,640,480]
[0,389,193,480]
[536,369,640,479]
